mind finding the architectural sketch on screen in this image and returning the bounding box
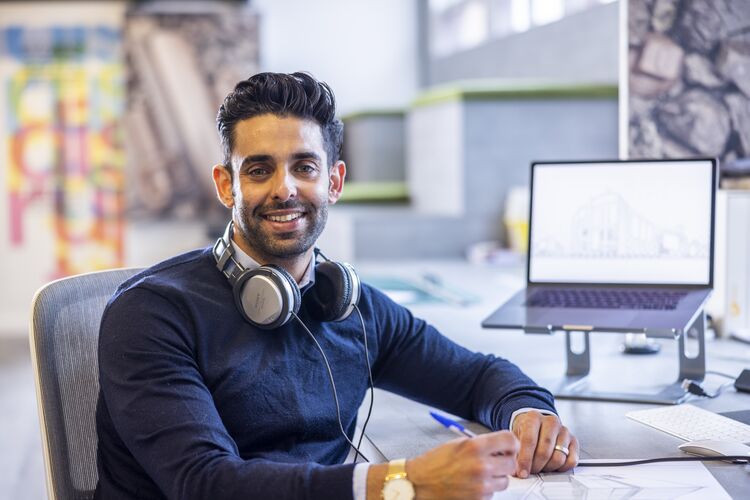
[124,3,259,220]
[516,190,707,260]
[568,192,707,259]
[627,0,750,162]
[529,162,712,284]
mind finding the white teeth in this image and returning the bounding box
[266,213,302,222]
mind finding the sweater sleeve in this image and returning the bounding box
[97,287,354,500]
[367,286,556,430]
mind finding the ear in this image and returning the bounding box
[212,164,235,208]
[328,161,346,204]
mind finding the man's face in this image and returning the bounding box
[213,114,345,264]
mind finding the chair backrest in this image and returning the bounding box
[29,268,142,500]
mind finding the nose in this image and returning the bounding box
[271,168,297,202]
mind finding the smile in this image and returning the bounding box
[264,213,303,222]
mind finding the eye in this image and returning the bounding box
[295,163,318,175]
[246,166,270,177]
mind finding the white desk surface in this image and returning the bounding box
[355,259,750,498]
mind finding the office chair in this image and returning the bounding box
[29,268,141,500]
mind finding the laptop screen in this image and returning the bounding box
[528,159,716,286]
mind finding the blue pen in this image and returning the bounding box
[430,411,476,438]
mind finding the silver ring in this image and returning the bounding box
[554,444,570,457]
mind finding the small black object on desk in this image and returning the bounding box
[734,369,750,393]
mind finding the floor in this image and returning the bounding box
[0,337,47,500]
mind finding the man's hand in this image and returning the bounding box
[405,430,519,499]
[511,411,578,478]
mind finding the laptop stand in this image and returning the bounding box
[553,310,706,405]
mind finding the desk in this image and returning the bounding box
[356,259,750,498]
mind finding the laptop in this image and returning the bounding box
[482,158,717,338]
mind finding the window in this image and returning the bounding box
[428,0,617,57]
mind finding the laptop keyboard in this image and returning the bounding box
[526,289,687,310]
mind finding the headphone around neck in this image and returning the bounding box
[212,221,361,329]
[213,220,374,463]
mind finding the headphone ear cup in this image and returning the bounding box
[265,264,301,312]
[308,261,360,322]
[234,265,300,329]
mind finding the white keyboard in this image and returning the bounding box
[627,404,750,443]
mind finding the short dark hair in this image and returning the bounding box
[216,72,344,172]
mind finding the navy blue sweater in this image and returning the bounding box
[95,248,555,499]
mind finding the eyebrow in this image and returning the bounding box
[239,151,322,168]
[292,152,322,162]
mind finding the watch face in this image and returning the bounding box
[382,478,415,500]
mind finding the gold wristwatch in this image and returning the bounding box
[381,458,415,500]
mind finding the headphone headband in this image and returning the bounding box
[213,221,244,283]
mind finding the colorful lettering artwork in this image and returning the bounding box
[3,25,125,278]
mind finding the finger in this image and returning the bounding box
[513,415,541,478]
[474,475,510,499]
[487,454,517,477]
[531,416,562,473]
[474,430,519,457]
[541,427,570,472]
[559,435,580,472]
[485,475,510,494]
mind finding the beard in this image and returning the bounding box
[234,199,328,261]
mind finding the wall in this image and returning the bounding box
[376,88,620,259]
[0,1,262,336]
[341,113,406,182]
[428,2,619,85]
[123,4,258,222]
[626,0,750,163]
[0,1,128,336]
[252,0,420,116]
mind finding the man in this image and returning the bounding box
[95,72,578,500]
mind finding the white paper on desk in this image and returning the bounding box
[494,461,731,499]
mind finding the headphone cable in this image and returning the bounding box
[579,455,749,466]
[353,304,376,460]
[312,250,375,459]
[293,313,370,463]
